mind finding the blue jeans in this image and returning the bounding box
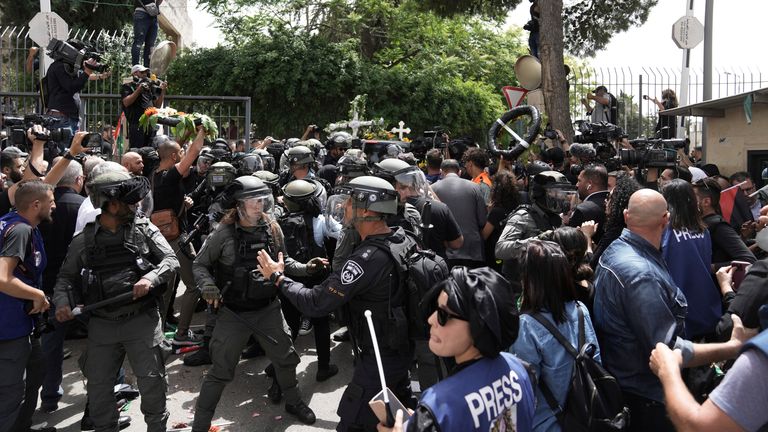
[133,10,158,67]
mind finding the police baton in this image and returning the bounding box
[71,291,135,316]
[364,309,397,428]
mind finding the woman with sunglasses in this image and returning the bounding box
[510,240,601,432]
[378,266,535,432]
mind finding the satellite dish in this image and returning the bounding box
[149,40,177,78]
[514,55,542,91]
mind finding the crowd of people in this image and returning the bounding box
[2,56,768,432]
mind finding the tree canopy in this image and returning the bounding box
[0,0,132,32]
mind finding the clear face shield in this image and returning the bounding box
[236,194,275,226]
[544,185,580,215]
[326,193,350,234]
[197,154,214,174]
[394,167,429,201]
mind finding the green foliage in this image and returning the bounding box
[169,5,524,139]
[0,0,132,32]
[563,0,658,57]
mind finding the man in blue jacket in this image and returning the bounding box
[0,180,55,432]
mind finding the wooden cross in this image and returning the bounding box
[390,121,411,140]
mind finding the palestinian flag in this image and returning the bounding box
[113,112,125,159]
[721,181,753,228]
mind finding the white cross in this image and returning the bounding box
[390,121,411,140]
[327,105,384,138]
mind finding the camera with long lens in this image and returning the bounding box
[1,113,73,159]
[619,138,689,169]
[134,77,164,97]
[47,38,108,74]
[573,121,626,144]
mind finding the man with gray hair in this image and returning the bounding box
[38,161,85,413]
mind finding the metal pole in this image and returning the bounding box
[677,0,694,140]
[244,97,251,144]
[40,0,51,12]
[702,0,713,157]
[638,74,643,138]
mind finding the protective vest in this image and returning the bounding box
[347,229,414,354]
[472,171,493,188]
[278,212,325,264]
[0,212,46,340]
[216,224,279,310]
[81,220,154,315]
[418,353,535,432]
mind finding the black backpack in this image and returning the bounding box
[278,212,318,263]
[607,93,619,125]
[368,231,449,340]
[530,307,630,432]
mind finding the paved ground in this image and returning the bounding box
[31,312,357,432]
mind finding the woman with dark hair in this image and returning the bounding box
[482,170,521,271]
[510,240,600,432]
[693,178,756,271]
[652,88,679,139]
[661,179,721,339]
[379,266,535,431]
[543,226,595,310]
[590,175,641,267]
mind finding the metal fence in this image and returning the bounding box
[0,25,252,144]
[568,66,767,144]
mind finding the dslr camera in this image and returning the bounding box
[47,38,108,74]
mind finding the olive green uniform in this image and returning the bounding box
[53,217,179,432]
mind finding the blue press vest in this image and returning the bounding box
[417,353,535,431]
[0,212,46,340]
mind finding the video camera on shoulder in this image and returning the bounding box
[573,121,625,144]
[619,137,689,169]
[47,38,108,74]
[423,127,447,149]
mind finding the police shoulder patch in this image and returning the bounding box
[340,260,365,285]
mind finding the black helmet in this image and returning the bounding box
[88,171,150,209]
[230,176,275,225]
[252,148,275,173]
[327,131,352,149]
[207,162,237,188]
[283,179,324,216]
[286,145,314,166]
[531,170,578,214]
[237,154,264,176]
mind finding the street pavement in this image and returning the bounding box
[30,311,356,432]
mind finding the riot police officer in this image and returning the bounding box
[257,176,417,432]
[278,145,331,194]
[495,170,576,294]
[53,170,180,432]
[279,179,338,381]
[191,176,318,429]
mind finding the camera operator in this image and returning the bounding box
[121,65,167,149]
[580,85,617,125]
[44,51,98,141]
[649,89,678,139]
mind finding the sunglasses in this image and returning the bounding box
[436,307,467,326]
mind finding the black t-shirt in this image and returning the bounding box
[152,166,185,217]
[407,196,462,259]
[0,190,12,216]
[1,222,32,262]
[121,81,156,124]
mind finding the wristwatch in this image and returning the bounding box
[269,271,283,285]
